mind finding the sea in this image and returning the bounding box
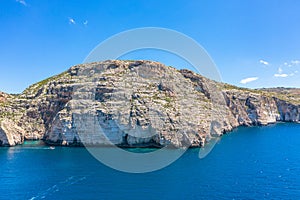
[1,123,300,200]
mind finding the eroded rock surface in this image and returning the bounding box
[0,60,299,147]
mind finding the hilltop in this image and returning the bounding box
[0,60,299,147]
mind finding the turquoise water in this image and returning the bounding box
[1,123,300,200]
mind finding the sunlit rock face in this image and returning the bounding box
[0,60,299,147]
[0,119,24,146]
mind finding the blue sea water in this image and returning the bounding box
[1,123,300,200]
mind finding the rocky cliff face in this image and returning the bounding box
[0,60,299,147]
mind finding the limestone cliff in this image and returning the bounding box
[0,60,299,147]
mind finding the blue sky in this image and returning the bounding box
[1,0,300,93]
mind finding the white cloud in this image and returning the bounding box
[83,20,88,25]
[240,77,259,84]
[282,60,300,67]
[291,60,300,65]
[274,73,288,78]
[274,65,299,78]
[290,70,299,76]
[16,0,27,6]
[274,67,288,77]
[259,59,269,66]
[69,18,76,25]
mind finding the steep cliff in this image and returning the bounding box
[0,60,299,147]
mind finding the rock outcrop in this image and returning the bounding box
[0,119,24,146]
[0,60,299,147]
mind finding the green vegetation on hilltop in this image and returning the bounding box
[22,71,69,96]
[222,83,300,105]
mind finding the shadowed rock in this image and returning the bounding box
[0,60,299,147]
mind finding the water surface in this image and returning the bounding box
[1,123,300,199]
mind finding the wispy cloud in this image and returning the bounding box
[240,77,259,84]
[274,60,300,78]
[68,18,89,27]
[291,60,300,66]
[274,73,288,78]
[259,59,269,66]
[283,60,300,67]
[288,70,298,77]
[16,0,27,6]
[274,67,289,78]
[69,18,76,25]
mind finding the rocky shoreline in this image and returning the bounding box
[0,60,299,147]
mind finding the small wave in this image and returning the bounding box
[28,175,88,200]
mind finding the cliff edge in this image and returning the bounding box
[0,60,299,147]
